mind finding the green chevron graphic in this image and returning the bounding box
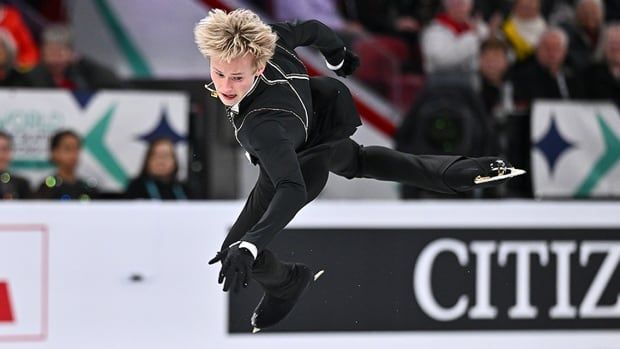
[575,114,620,197]
[93,0,152,77]
[83,105,128,186]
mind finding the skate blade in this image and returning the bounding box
[314,270,325,281]
[474,168,526,184]
[252,327,261,334]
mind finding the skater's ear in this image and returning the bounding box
[254,63,265,76]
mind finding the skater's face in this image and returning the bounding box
[210,54,265,106]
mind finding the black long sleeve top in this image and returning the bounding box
[217,20,346,251]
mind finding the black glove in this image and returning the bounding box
[208,245,255,293]
[443,157,512,192]
[325,48,360,77]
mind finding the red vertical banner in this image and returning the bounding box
[0,281,15,322]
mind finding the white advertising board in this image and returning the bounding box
[0,201,618,349]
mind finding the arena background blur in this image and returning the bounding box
[0,0,619,348]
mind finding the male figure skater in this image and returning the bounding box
[195,9,519,331]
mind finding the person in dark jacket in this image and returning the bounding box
[511,27,583,109]
[561,0,605,72]
[0,30,32,87]
[125,138,191,200]
[582,23,620,104]
[36,130,98,200]
[195,9,515,331]
[0,130,30,199]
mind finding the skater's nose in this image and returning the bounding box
[221,78,234,93]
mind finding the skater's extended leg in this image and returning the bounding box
[328,139,460,193]
[328,139,510,193]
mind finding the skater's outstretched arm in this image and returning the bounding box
[221,167,275,250]
[271,20,344,56]
[238,120,307,252]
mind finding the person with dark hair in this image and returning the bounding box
[0,29,31,86]
[478,38,513,116]
[0,130,30,199]
[511,28,583,108]
[124,138,191,200]
[36,130,98,200]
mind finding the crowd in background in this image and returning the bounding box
[0,0,193,201]
[250,0,620,111]
[0,130,193,200]
[0,2,122,90]
[1,0,619,200]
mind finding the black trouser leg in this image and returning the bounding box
[251,249,297,299]
[249,155,331,298]
[328,139,461,194]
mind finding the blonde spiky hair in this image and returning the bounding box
[194,9,277,69]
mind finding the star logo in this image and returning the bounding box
[534,114,574,176]
[137,108,186,144]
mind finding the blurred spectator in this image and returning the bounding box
[125,138,191,200]
[0,3,39,70]
[477,38,512,116]
[271,0,367,47]
[350,1,428,37]
[350,0,436,73]
[28,24,122,90]
[561,0,605,72]
[36,130,98,200]
[511,28,583,108]
[0,29,30,86]
[501,0,547,62]
[582,23,620,104]
[421,0,490,77]
[0,131,30,199]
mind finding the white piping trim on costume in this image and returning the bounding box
[265,61,309,129]
[234,107,308,144]
[231,75,261,113]
[276,44,305,66]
